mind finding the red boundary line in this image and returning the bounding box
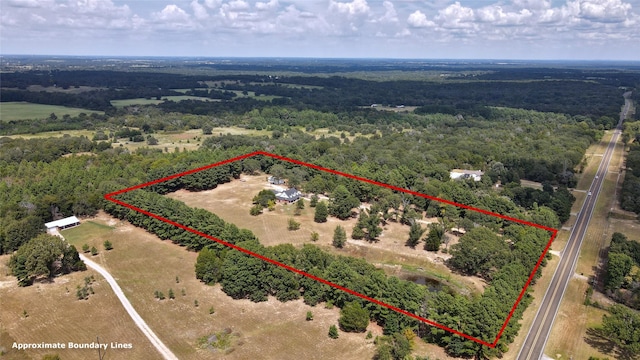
[104,150,558,348]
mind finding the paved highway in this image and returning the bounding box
[517,94,632,360]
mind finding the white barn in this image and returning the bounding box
[45,216,80,233]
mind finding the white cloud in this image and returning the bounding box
[1,0,639,59]
[152,4,191,27]
[578,0,632,23]
[329,0,370,17]
[435,1,475,29]
[191,0,209,20]
[378,1,398,23]
[476,6,533,25]
[407,10,435,28]
[255,0,278,11]
[225,0,249,11]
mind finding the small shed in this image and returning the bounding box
[275,188,301,203]
[268,176,285,185]
[45,216,80,232]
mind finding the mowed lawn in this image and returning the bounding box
[0,102,102,121]
[59,213,380,360]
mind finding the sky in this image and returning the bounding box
[1,0,639,60]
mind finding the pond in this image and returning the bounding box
[400,274,444,292]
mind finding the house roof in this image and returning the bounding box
[275,188,301,200]
[45,216,80,229]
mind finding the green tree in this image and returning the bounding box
[339,301,369,332]
[90,246,98,256]
[82,243,90,253]
[328,324,339,339]
[195,248,223,285]
[424,223,444,251]
[202,124,213,135]
[310,232,320,242]
[328,185,359,220]
[333,226,347,248]
[168,288,175,299]
[253,189,276,207]
[351,226,365,240]
[242,158,261,174]
[288,218,300,231]
[103,240,113,250]
[314,201,328,223]
[406,222,425,248]
[605,252,634,290]
[310,194,319,207]
[306,311,314,321]
[8,234,84,286]
[599,304,640,353]
[449,227,511,279]
[296,198,305,209]
[250,204,263,216]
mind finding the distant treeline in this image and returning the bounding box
[1,69,631,123]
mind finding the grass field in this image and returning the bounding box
[114,127,271,153]
[6,129,96,140]
[57,213,381,360]
[0,246,158,360]
[0,102,102,121]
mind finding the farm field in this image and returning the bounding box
[166,173,487,296]
[58,213,385,360]
[0,102,102,121]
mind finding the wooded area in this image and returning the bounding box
[1,64,637,359]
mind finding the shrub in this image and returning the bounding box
[328,325,339,339]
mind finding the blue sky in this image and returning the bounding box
[1,0,639,60]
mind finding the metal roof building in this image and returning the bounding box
[45,216,80,231]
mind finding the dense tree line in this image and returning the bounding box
[603,233,640,310]
[1,70,201,90]
[620,121,640,215]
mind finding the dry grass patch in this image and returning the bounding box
[60,212,379,360]
[544,279,609,360]
[113,127,270,153]
[0,255,156,360]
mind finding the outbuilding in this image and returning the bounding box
[45,216,80,233]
